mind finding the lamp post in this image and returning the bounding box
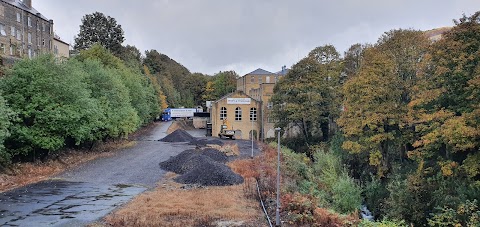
[275,127,281,226]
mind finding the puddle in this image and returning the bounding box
[0,180,146,226]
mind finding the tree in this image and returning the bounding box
[338,48,403,177]
[74,12,125,55]
[409,11,480,180]
[0,55,104,158]
[272,46,342,153]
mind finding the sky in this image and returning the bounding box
[34,0,480,76]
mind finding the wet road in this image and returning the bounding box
[0,122,260,226]
[0,121,197,227]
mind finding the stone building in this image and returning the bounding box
[211,66,289,140]
[211,91,261,140]
[0,0,54,61]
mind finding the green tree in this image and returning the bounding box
[0,55,103,158]
[74,12,125,55]
[81,60,140,138]
[0,94,14,166]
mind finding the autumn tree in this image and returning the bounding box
[338,48,403,177]
[409,12,480,182]
[74,12,125,55]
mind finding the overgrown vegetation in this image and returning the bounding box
[272,12,480,226]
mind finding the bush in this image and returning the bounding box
[81,60,140,138]
[0,55,103,157]
[358,219,407,227]
[428,200,480,227]
[0,94,14,165]
[332,175,363,214]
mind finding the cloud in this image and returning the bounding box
[35,0,480,75]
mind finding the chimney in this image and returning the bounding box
[23,0,32,8]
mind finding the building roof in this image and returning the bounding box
[2,0,50,21]
[246,68,274,75]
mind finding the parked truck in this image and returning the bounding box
[161,108,199,121]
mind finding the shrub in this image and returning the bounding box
[428,200,480,227]
[332,175,363,214]
[0,94,14,165]
[0,55,103,157]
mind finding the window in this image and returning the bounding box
[220,107,227,120]
[27,17,31,27]
[49,40,51,49]
[0,24,5,36]
[28,33,31,44]
[266,76,271,83]
[267,102,273,109]
[16,31,21,40]
[258,76,263,84]
[42,23,45,32]
[11,26,15,36]
[250,76,255,83]
[275,76,279,83]
[0,43,5,54]
[28,48,31,59]
[16,12,21,22]
[37,20,40,31]
[42,38,45,46]
[235,107,242,121]
[37,36,40,46]
[250,108,257,121]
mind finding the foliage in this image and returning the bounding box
[272,45,342,152]
[338,48,403,177]
[0,55,103,157]
[0,93,14,166]
[428,200,480,227]
[77,45,160,124]
[81,59,140,138]
[74,12,125,55]
[358,219,407,227]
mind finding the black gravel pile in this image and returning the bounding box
[159,147,243,186]
[159,149,197,174]
[191,139,224,147]
[160,129,196,143]
[175,161,244,186]
[201,148,228,163]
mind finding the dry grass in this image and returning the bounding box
[0,140,136,193]
[105,173,260,226]
[208,143,240,156]
[105,159,264,227]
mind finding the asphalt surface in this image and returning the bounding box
[0,121,261,227]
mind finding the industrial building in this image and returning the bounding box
[211,66,288,140]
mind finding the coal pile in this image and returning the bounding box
[159,148,243,186]
[159,148,229,173]
[175,161,244,186]
[159,129,196,143]
[191,139,224,147]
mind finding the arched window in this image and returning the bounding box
[235,107,242,121]
[220,107,227,120]
[250,107,257,121]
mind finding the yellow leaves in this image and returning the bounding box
[439,161,458,177]
[442,116,479,152]
[342,141,363,154]
[369,150,382,166]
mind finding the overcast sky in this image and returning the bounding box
[34,0,479,76]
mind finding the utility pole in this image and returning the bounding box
[275,127,281,226]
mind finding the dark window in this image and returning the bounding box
[235,107,242,121]
[250,108,257,121]
[220,107,227,120]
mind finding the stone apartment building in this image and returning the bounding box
[0,0,54,62]
[211,66,288,140]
